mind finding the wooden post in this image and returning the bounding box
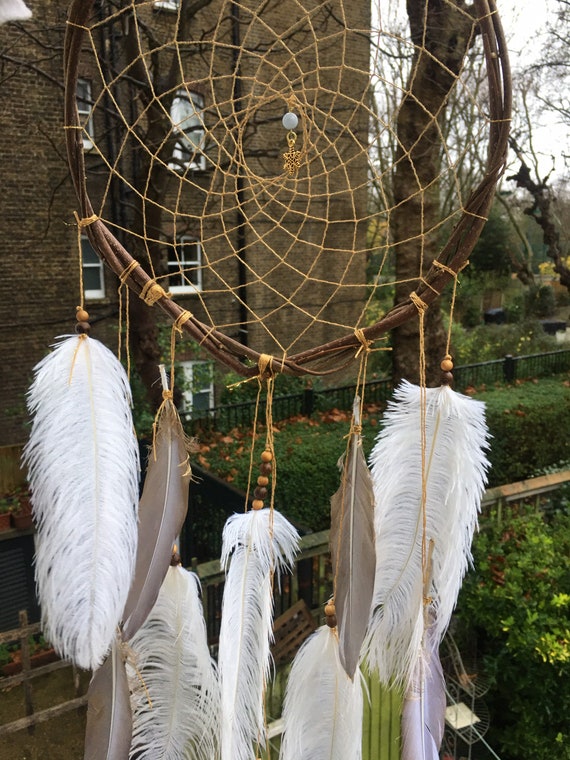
[18,610,35,735]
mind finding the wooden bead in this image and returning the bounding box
[326,614,337,629]
[257,475,269,487]
[75,321,91,335]
[254,486,268,500]
[324,602,336,617]
[252,499,264,511]
[441,357,454,372]
[260,450,273,463]
[76,307,90,322]
[441,371,454,386]
[260,462,272,476]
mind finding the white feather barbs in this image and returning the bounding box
[218,507,299,760]
[279,624,364,760]
[129,565,220,760]
[366,380,490,688]
[23,334,140,670]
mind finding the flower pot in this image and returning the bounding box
[11,512,33,531]
[0,513,12,531]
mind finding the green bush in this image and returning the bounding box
[456,505,570,759]
[477,379,570,486]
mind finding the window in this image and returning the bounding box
[179,361,214,416]
[167,236,202,293]
[76,78,94,150]
[81,235,105,299]
[169,90,206,172]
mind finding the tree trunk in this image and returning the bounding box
[392,0,475,385]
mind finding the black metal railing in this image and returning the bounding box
[183,349,570,434]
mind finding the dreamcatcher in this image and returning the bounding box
[23,0,510,758]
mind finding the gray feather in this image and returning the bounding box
[330,396,376,679]
[122,401,191,641]
[84,636,132,760]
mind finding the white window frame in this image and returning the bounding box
[76,78,94,151]
[81,235,105,300]
[167,235,203,294]
[153,0,179,11]
[179,361,214,417]
[169,89,206,172]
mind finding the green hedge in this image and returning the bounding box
[196,378,570,530]
[456,505,570,759]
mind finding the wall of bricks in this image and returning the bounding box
[0,0,370,446]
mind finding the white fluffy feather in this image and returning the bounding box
[0,0,31,24]
[279,625,364,760]
[23,335,139,670]
[366,381,490,687]
[129,566,220,760]
[218,508,299,760]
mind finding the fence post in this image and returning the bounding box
[302,384,314,417]
[503,354,516,383]
[19,610,35,734]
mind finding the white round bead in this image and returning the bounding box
[282,112,299,130]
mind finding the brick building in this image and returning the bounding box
[0,0,370,446]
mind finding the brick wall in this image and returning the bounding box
[0,0,370,445]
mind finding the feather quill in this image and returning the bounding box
[122,395,191,641]
[279,625,364,760]
[218,508,299,760]
[330,396,375,679]
[0,0,31,24]
[129,565,220,760]
[23,334,139,669]
[401,617,446,760]
[84,634,132,760]
[365,380,490,687]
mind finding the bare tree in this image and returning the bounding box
[391,0,477,384]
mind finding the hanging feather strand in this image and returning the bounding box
[401,616,446,760]
[330,396,375,679]
[84,633,132,760]
[129,565,220,760]
[218,508,299,760]
[279,624,364,760]
[122,386,191,641]
[365,381,490,687]
[23,334,139,670]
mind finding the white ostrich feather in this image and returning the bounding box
[279,625,364,760]
[218,508,299,760]
[23,334,139,670]
[401,617,446,760]
[129,565,220,760]
[0,0,31,24]
[365,381,490,687]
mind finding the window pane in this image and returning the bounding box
[83,266,103,292]
[192,390,211,412]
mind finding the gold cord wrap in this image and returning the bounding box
[139,279,171,306]
[73,211,99,228]
[162,389,174,401]
[173,310,193,333]
[354,328,373,358]
[258,353,276,378]
[119,260,139,284]
[410,291,428,314]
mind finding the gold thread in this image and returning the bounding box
[258,353,275,378]
[410,291,428,313]
[173,310,193,332]
[73,211,99,228]
[119,259,139,284]
[139,279,171,306]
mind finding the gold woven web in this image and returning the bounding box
[64,0,510,378]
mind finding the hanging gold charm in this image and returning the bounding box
[283,130,302,175]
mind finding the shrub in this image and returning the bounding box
[456,505,570,759]
[475,379,570,486]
